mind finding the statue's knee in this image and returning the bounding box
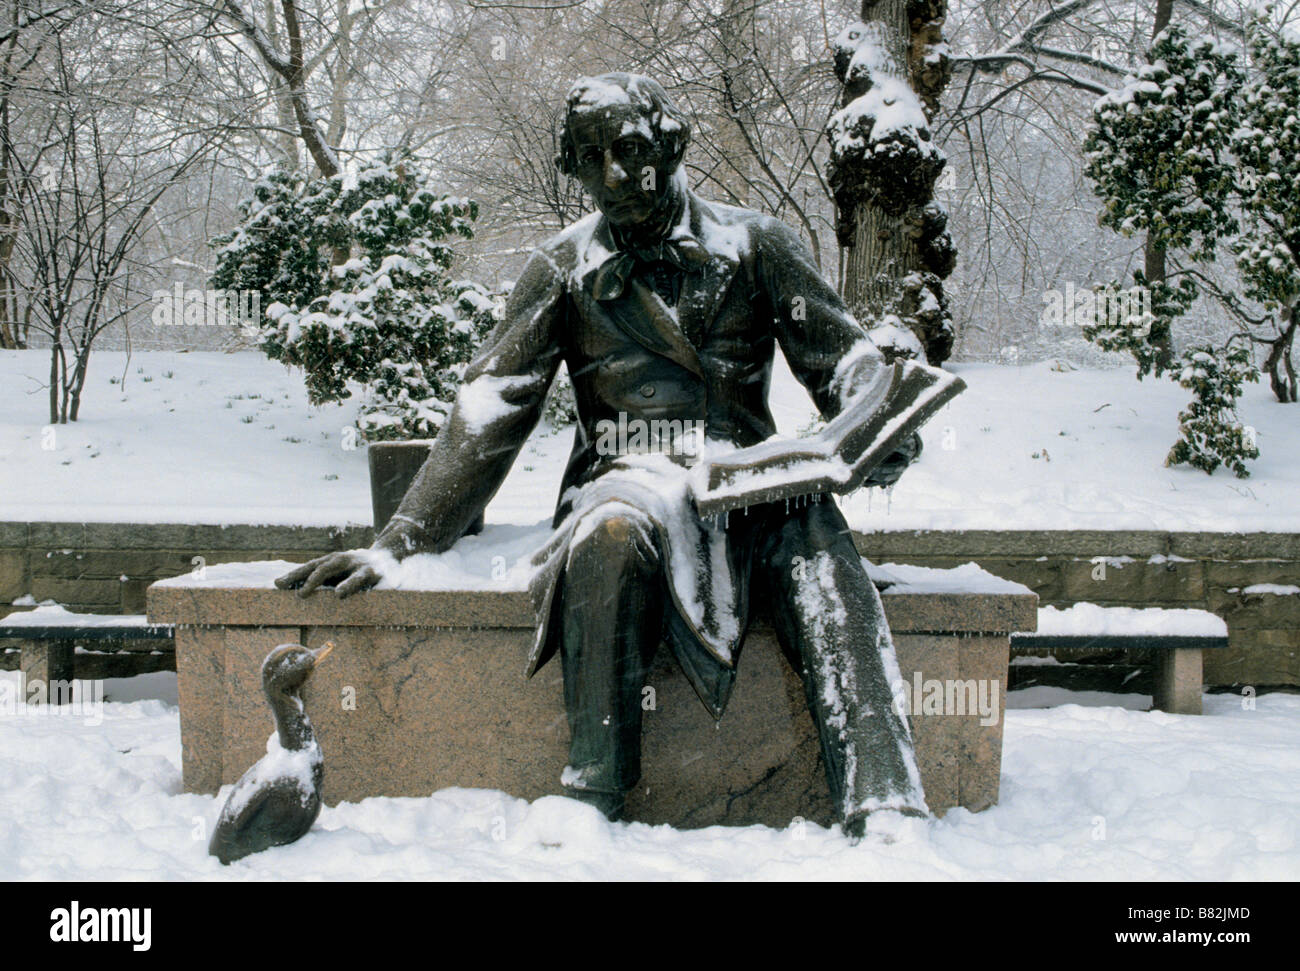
[569,507,658,570]
[597,514,636,546]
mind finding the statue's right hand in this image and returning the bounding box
[275,550,384,599]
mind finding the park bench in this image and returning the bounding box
[1009,603,1229,714]
[1,603,175,699]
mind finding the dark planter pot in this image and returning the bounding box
[367,439,483,537]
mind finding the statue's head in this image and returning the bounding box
[556,73,691,230]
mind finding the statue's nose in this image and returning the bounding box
[603,151,629,188]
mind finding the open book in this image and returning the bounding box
[691,359,966,518]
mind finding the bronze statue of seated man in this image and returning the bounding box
[279,72,929,839]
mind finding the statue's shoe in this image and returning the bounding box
[843,806,929,845]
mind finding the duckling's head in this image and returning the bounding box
[261,642,334,696]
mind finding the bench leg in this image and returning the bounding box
[1153,648,1202,715]
[20,639,76,704]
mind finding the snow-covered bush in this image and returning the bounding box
[1166,343,1260,478]
[1083,13,1300,474]
[210,155,501,440]
[542,365,578,429]
[1232,13,1300,405]
[1086,29,1242,283]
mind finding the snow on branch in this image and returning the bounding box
[219,0,292,77]
[950,0,1245,95]
[216,0,340,176]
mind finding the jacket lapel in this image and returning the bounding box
[676,196,740,347]
[611,280,703,378]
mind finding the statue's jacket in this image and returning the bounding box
[381,191,898,717]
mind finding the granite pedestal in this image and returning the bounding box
[148,563,1036,827]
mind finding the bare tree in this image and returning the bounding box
[5,2,224,420]
[0,0,82,350]
[212,0,341,176]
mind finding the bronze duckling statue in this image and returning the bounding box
[208,642,333,865]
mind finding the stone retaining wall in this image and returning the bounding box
[2,522,1297,686]
[0,522,370,616]
[850,531,1300,688]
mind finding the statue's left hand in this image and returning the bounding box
[865,432,923,489]
[275,550,383,599]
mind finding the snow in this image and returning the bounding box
[3,676,1296,879]
[827,24,937,159]
[454,373,531,434]
[831,76,933,149]
[694,199,749,260]
[152,560,291,589]
[566,76,635,111]
[131,544,1032,605]
[1235,584,1300,596]
[377,525,540,590]
[1036,603,1228,638]
[0,603,154,628]
[218,728,320,823]
[2,351,1298,533]
[867,561,1032,596]
[796,552,852,733]
[549,453,744,660]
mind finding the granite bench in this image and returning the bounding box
[0,604,175,700]
[1010,603,1229,714]
[147,558,1037,829]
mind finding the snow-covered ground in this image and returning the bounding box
[4,349,1297,881]
[2,349,1297,531]
[2,675,1295,880]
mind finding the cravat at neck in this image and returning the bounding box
[596,196,709,301]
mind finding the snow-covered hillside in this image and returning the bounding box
[2,350,1296,532]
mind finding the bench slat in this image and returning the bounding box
[1011,633,1227,651]
[0,624,175,641]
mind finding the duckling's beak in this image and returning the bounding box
[310,641,335,667]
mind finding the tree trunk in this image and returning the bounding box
[1263,305,1298,403]
[265,0,300,169]
[68,346,91,421]
[1143,0,1176,373]
[0,3,22,350]
[48,338,66,425]
[830,0,955,364]
[325,0,353,150]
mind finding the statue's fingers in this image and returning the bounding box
[275,560,320,590]
[296,557,346,597]
[335,566,379,599]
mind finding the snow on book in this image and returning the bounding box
[692,359,965,517]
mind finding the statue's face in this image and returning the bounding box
[568,104,677,228]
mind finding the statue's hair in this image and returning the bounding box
[555,73,691,177]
